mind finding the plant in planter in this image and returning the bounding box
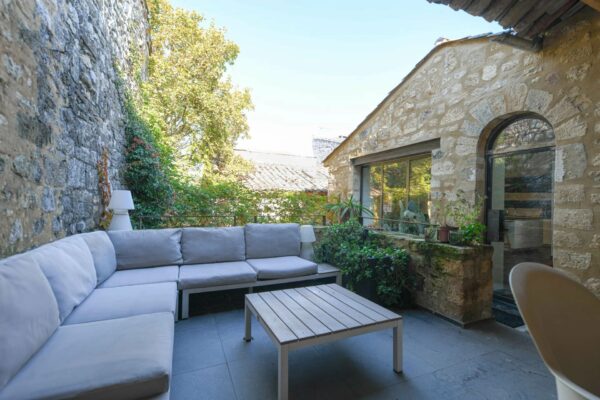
[326,195,374,224]
[314,220,413,307]
[431,192,451,242]
[447,190,486,246]
[423,225,437,242]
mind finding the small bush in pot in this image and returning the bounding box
[314,220,413,307]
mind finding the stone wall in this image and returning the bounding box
[324,8,600,294]
[0,0,149,256]
[383,234,493,325]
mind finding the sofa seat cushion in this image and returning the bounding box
[246,256,318,280]
[99,266,179,288]
[63,282,177,325]
[0,255,60,390]
[179,262,257,290]
[181,227,246,264]
[109,228,183,269]
[0,313,174,400]
[245,223,301,259]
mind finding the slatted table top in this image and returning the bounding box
[245,284,402,345]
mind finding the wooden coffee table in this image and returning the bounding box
[244,284,402,400]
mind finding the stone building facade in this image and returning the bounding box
[0,0,149,256]
[323,8,600,295]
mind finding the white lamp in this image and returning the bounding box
[300,225,317,260]
[108,190,135,231]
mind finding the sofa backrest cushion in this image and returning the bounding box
[80,231,117,285]
[181,227,246,264]
[0,254,60,389]
[108,229,183,269]
[245,223,301,259]
[30,236,97,323]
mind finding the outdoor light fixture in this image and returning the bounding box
[300,225,316,260]
[108,190,135,231]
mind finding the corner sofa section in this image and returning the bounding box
[0,232,175,400]
[0,223,340,400]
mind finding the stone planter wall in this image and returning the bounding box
[314,227,493,326]
[381,233,493,326]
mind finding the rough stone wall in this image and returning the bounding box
[384,234,493,325]
[0,0,149,256]
[324,8,600,293]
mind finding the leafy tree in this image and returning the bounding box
[143,0,253,179]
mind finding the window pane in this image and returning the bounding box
[382,161,408,231]
[361,165,383,228]
[491,118,554,155]
[360,155,432,234]
[408,156,431,218]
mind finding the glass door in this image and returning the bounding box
[486,117,555,297]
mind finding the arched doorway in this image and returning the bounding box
[486,116,555,307]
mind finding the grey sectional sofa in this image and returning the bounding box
[0,223,339,400]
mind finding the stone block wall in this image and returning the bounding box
[324,8,600,294]
[383,234,493,325]
[0,0,149,256]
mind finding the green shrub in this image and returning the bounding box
[124,99,174,227]
[314,221,413,307]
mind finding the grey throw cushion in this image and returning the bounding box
[63,282,177,325]
[246,256,318,280]
[0,313,173,400]
[0,254,60,389]
[178,261,257,289]
[80,231,117,285]
[181,227,246,264]
[245,223,301,259]
[99,265,179,288]
[30,236,97,322]
[108,228,183,269]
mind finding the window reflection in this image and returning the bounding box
[491,118,554,155]
[361,155,432,235]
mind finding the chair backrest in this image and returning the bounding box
[510,262,600,398]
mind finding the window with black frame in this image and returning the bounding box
[360,154,432,235]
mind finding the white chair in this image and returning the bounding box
[510,262,600,400]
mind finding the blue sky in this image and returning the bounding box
[171,0,501,156]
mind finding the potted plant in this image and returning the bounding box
[326,195,374,224]
[447,190,486,246]
[431,193,451,243]
[423,225,437,242]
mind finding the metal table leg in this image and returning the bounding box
[393,320,403,373]
[278,345,289,400]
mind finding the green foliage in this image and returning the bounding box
[314,221,413,307]
[326,195,373,223]
[123,99,175,224]
[122,1,327,228]
[460,222,487,245]
[144,0,253,178]
[447,190,486,245]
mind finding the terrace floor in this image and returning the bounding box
[171,293,556,400]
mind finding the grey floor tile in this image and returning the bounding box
[228,356,278,400]
[173,324,227,375]
[175,314,217,334]
[221,330,276,363]
[171,364,237,400]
